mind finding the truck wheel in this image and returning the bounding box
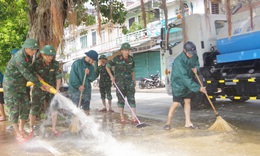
[229,97,249,102]
[180,92,210,110]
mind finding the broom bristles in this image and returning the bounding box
[68,117,80,133]
[208,116,233,132]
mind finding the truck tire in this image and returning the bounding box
[229,97,249,102]
[180,92,210,110]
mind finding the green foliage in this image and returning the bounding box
[121,26,128,35]
[64,3,96,27]
[0,0,29,72]
[125,11,155,34]
[128,22,143,33]
[90,0,126,25]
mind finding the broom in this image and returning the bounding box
[69,73,87,133]
[194,72,233,132]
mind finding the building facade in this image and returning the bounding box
[58,0,222,82]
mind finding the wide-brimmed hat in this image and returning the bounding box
[22,38,39,50]
[40,45,56,56]
[120,42,132,50]
[85,50,98,61]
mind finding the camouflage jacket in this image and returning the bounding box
[68,57,97,100]
[96,64,112,88]
[32,57,62,87]
[3,48,42,94]
[106,54,135,82]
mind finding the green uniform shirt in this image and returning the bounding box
[106,54,135,82]
[171,52,200,97]
[32,58,62,86]
[3,49,42,94]
[96,64,112,88]
[68,57,97,100]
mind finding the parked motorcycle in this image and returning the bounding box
[138,78,147,89]
[138,73,165,89]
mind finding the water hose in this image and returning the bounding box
[0,81,57,94]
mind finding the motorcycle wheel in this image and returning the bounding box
[139,83,145,89]
[145,81,152,89]
[155,82,160,88]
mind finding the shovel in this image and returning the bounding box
[113,82,148,128]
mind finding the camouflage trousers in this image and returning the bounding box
[99,86,112,100]
[115,80,136,108]
[4,92,30,123]
[30,86,53,116]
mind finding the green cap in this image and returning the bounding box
[120,42,132,50]
[99,55,107,60]
[22,38,39,50]
[40,45,56,56]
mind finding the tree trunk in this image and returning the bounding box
[140,0,147,28]
[160,0,168,49]
[27,0,68,51]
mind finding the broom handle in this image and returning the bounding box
[194,72,219,116]
[113,82,141,124]
[78,73,87,108]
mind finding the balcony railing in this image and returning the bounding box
[59,28,152,62]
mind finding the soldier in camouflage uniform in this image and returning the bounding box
[68,50,98,115]
[3,38,51,143]
[29,45,62,136]
[96,55,114,112]
[106,42,137,124]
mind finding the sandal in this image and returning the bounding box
[99,108,107,112]
[164,124,171,130]
[131,119,138,124]
[52,130,62,137]
[20,130,34,140]
[120,119,127,124]
[16,136,27,144]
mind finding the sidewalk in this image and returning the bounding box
[92,86,166,93]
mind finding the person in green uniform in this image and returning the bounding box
[164,41,207,130]
[68,50,98,115]
[3,38,51,143]
[106,42,137,124]
[96,55,114,112]
[29,45,62,136]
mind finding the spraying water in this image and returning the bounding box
[39,93,152,156]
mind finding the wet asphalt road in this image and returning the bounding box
[0,87,259,156]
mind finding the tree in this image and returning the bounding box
[0,0,28,72]
[0,0,126,71]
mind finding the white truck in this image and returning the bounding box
[160,3,260,109]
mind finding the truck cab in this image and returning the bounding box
[161,4,260,107]
[161,14,226,95]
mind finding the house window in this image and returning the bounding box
[92,31,96,46]
[80,35,87,48]
[129,17,135,28]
